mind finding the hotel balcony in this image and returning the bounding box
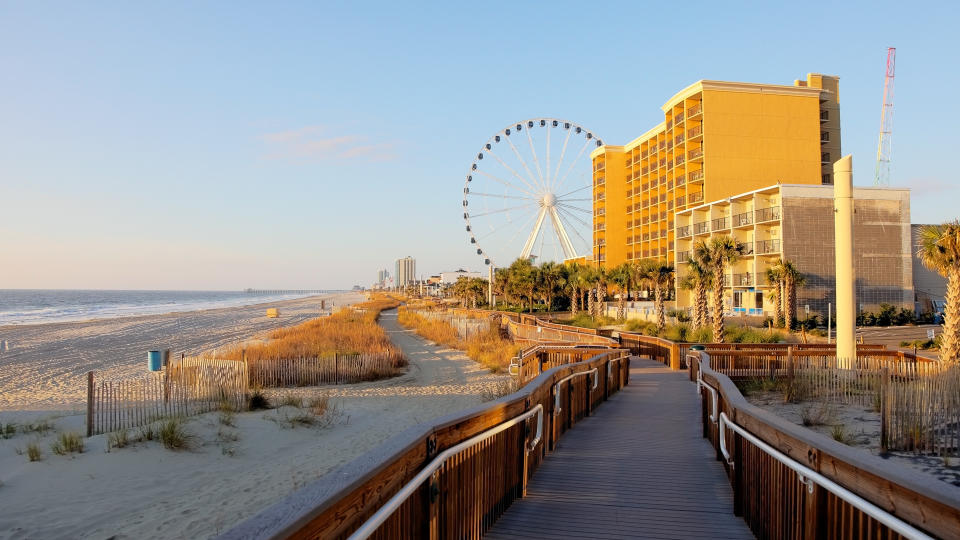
[595,177,605,186]
[677,225,692,238]
[675,154,685,167]
[693,221,710,235]
[688,169,704,183]
[688,191,704,204]
[755,206,781,223]
[675,195,686,207]
[675,174,686,188]
[594,162,605,171]
[711,217,728,231]
[729,273,754,287]
[732,211,753,227]
[674,134,685,145]
[677,250,691,263]
[820,110,829,122]
[755,238,781,255]
[687,125,703,140]
[687,104,702,119]
[740,241,754,255]
[687,147,704,162]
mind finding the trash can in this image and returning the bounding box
[147,350,163,371]
[690,344,706,351]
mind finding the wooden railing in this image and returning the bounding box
[688,350,960,539]
[220,350,629,539]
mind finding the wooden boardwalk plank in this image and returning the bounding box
[486,358,753,539]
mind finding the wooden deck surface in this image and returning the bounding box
[486,357,754,539]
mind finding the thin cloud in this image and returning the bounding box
[260,126,396,161]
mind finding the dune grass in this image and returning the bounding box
[51,432,84,455]
[398,308,521,373]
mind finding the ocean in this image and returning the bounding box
[0,289,329,326]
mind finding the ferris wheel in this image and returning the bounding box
[462,118,603,267]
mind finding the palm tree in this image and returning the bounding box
[781,260,807,330]
[635,259,674,333]
[539,262,568,312]
[694,236,744,343]
[466,277,487,308]
[564,262,582,315]
[593,266,609,319]
[608,263,633,319]
[765,261,786,327]
[679,257,712,329]
[917,221,960,363]
[577,265,601,318]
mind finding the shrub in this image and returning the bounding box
[661,323,690,343]
[279,393,303,409]
[308,395,329,416]
[831,424,853,444]
[107,429,130,450]
[1,422,17,439]
[688,327,714,344]
[158,419,193,450]
[51,432,84,455]
[667,308,690,323]
[249,389,271,410]
[21,419,54,435]
[138,424,156,442]
[218,410,236,427]
[26,442,42,462]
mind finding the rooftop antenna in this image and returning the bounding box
[874,47,896,186]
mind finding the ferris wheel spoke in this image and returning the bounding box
[545,124,551,191]
[475,169,538,198]
[554,138,592,194]
[477,208,540,241]
[555,205,592,228]
[469,191,536,201]
[485,147,541,195]
[556,184,592,199]
[557,197,593,202]
[525,128,545,188]
[504,136,544,192]
[547,207,577,259]
[550,127,573,192]
[556,203,592,214]
[468,202,537,219]
[555,207,592,250]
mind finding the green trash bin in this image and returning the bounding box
[690,344,706,351]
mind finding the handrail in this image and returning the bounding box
[347,404,545,540]
[716,409,933,540]
[553,368,598,415]
[690,350,960,539]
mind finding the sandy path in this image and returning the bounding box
[0,293,364,412]
[0,308,510,540]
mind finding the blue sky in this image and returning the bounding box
[1,1,957,290]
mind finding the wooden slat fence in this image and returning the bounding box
[87,356,247,436]
[246,353,404,388]
[689,351,960,540]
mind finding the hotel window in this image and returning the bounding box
[821,131,829,142]
[755,292,763,310]
[822,173,832,184]
[733,291,743,308]
[821,152,831,163]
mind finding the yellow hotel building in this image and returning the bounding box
[590,73,840,267]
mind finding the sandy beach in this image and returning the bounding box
[0,307,510,539]
[0,293,364,412]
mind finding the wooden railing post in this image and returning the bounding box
[86,371,94,437]
[732,431,743,517]
[881,367,890,452]
[670,343,681,370]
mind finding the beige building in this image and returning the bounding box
[674,184,913,318]
[911,225,948,315]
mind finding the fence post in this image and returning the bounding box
[86,371,94,437]
[670,343,681,370]
[881,367,890,452]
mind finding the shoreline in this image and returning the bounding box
[0,293,337,331]
[0,292,366,412]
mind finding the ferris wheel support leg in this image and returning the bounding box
[520,208,547,260]
[548,207,577,260]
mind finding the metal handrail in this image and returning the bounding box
[348,404,544,540]
[553,368,598,415]
[607,353,627,379]
[509,344,614,375]
[694,352,934,540]
[717,412,933,540]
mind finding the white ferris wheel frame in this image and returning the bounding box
[462,118,603,267]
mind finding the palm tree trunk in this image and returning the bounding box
[655,285,665,333]
[713,265,726,343]
[784,276,795,330]
[572,287,579,315]
[943,270,960,363]
[695,282,707,329]
[587,288,594,318]
[773,281,784,328]
[617,288,626,320]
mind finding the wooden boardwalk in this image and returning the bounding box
[486,357,754,539]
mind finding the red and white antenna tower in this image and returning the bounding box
[874,47,896,186]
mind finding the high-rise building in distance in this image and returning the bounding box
[376,269,390,288]
[395,257,416,288]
